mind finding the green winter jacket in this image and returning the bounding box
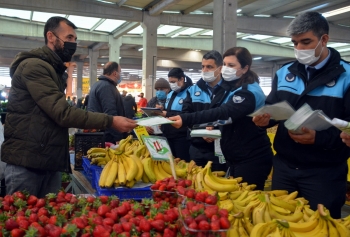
[1,46,113,172]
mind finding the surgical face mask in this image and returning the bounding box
[294,38,324,65]
[156,90,167,100]
[169,82,181,92]
[53,32,77,62]
[221,66,241,81]
[201,67,220,82]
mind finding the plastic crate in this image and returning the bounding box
[82,157,103,189]
[93,169,152,200]
[74,132,105,170]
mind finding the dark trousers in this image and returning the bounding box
[189,145,226,171]
[227,153,273,191]
[168,137,191,162]
[272,156,347,218]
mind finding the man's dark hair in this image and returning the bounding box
[103,62,119,76]
[202,50,223,67]
[44,16,77,44]
[287,11,329,39]
[168,68,185,79]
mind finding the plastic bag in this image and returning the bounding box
[0,123,5,180]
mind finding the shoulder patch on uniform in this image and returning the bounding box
[194,91,201,96]
[326,80,336,87]
[232,95,245,103]
[285,73,295,82]
[179,98,184,104]
[166,98,170,103]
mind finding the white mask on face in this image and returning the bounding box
[294,38,324,65]
[201,67,220,82]
[169,82,181,92]
[221,66,241,81]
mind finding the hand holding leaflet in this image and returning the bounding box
[284,103,331,134]
[136,116,174,127]
[248,101,296,120]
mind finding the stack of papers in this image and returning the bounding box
[319,116,350,135]
[248,101,296,120]
[284,103,331,134]
[136,116,174,127]
[190,129,221,138]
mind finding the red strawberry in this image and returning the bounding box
[198,220,210,230]
[219,217,230,229]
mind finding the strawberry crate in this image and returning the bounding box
[82,157,102,189]
[93,169,152,200]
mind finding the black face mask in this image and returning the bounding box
[52,32,77,62]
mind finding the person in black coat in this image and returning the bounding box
[123,94,137,119]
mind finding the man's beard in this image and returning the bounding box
[54,39,73,62]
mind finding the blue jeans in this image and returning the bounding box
[5,164,61,198]
[272,156,347,219]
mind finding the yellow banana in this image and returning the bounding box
[238,219,249,237]
[129,154,144,181]
[104,160,118,188]
[218,192,228,201]
[88,152,106,158]
[97,160,107,166]
[203,161,238,192]
[218,199,234,212]
[252,202,266,225]
[126,179,136,188]
[195,169,205,191]
[212,171,226,177]
[235,190,249,202]
[91,157,107,164]
[267,202,303,223]
[134,144,146,157]
[87,147,106,154]
[282,191,298,201]
[114,177,119,187]
[124,155,138,182]
[270,203,291,215]
[161,161,173,175]
[268,190,289,197]
[227,219,240,237]
[229,191,244,200]
[99,159,113,187]
[157,161,172,179]
[243,198,261,220]
[250,223,269,237]
[269,194,296,212]
[121,156,130,171]
[141,170,150,183]
[142,157,157,183]
[117,160,126,186]
[288,218,319,232]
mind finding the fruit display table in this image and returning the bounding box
[68,164,96,195]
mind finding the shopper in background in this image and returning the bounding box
[1,16,136,198]
[252,11,350,218]
[137,92,148,108]
[121,90,127,98]
[82,94,89,110]
[159,68,192,161]
[71,96,77,106]
[180,50,227,171]
[66,95,72,105]
[88,61,126,143]
[145,78,171,134]
[123,94,137,119]
[147,78,171,109]
[169,47,273,190]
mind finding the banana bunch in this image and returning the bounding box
[141,159,177,183]
[98,148,144,188]
[196,161,240,193]
[250,204,350,237]
[87,147,109,166]
[339,214,350,231]
[227,212,255,237]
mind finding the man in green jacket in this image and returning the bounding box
[1,16,137,198]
